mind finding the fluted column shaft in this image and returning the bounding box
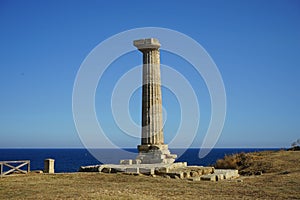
[141,48,164,145]
[134,38,164,147]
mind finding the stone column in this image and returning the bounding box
[134,38,164,147]
[134,38,177,164]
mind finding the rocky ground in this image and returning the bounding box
[0,150,299,199]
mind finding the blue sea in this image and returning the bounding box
[0,148,279,173]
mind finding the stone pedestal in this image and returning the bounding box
[134,38,177,164]
[137,144,177,164]
[44,158,55,174]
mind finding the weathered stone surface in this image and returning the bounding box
[79,165,101,172]
[139,168,155,175]
[110,168,124,173]
[201,174,217,181]
[132,159,141,164]
[214,169,239,179]
[190,171,199,177]
[182,166,214,177]
[120,160,132,165]
[134,38,177,165]
[183,171,190,178]
[101,167,111,173]
[156,166,169,174]
[133,38,161,50]
[168,162,187,169]
[125,168,139,173]
[216,174,224,180]
[44,159,55,174]
[202,167,214,175]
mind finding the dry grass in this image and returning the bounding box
[215,150,300,175]
[0,150,299,200]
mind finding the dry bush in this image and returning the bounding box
[215,154,239,169]
[215,152,252,169]
[214,152,274,175]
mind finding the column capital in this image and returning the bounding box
[133,38,160,50]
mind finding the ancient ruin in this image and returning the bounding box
[134,38,177,164]
[80,38,239,181]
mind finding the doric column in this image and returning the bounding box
[134,38,164,146]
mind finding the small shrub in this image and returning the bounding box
[215,152,252,170]
[215,154,238,169]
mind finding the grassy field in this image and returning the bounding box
[0,150,299,199]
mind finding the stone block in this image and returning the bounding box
[190,171,199,177]
[168,162,187,170]
[183,171,190,178]
[133,38,161,50]
[101,167,111,173]
[136,145,177,164]
[214,169,239,179]
[202,167,214,175]
[216,174,224,180]
[132,159,141,164]
[79,165,102,172]
[197,169,203,176]
[139,168,155,175]
[200,174,217,181]
[110,168,124,173]
[44,159,55,174]
[125,168,139,173]
[157,167,169,173]
[120,159,132,165]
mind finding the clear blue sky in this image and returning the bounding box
[0,0,299,148]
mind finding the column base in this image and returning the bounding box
[137,144,177,164]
